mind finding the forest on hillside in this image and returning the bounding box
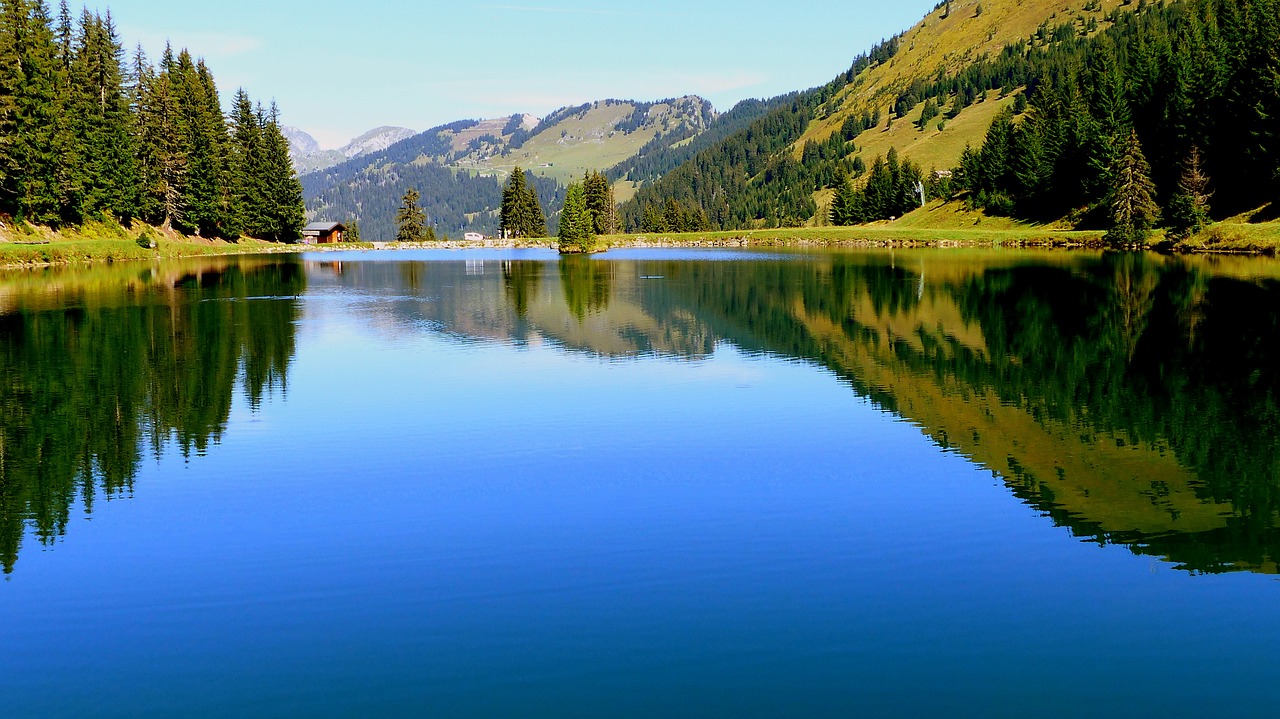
[0,0,304,241]
[624,0,1280,238]
[619,33,906,232]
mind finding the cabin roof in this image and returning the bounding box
[303,222,345,233]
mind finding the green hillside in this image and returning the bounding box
[481,98,715,186]
[625,0,1280,253]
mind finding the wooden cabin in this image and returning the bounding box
[301,222,346,244]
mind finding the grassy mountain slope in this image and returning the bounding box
[621,0,1136,231]
[799,0,1128,149]
[480,98,716,186]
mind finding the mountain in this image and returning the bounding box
[340,126,418,159]
[282,126,320,157]
[623,0,1280,240]
[285,126,416,175]
[620,0,1146,230]
[301,97,717,240]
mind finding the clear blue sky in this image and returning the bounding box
[100,0,937,148]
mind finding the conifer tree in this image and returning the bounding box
[150,44,186,229]
[128,44,163,223]
[258,102,304,242]
[0,2,22,214]
[1105,130,1160,248]
[228,89,264,237]
[1166,145,1213,238]
[395,187,428,242]
[1,0,75,225]
[582,170,617,235]
[500,168,529,238]
[829,176,864,226]
[500,167,546,238]
[0,3,302,240]
[557,182,595,253]
[523,182,545,237]
[173,51,228,236]
[72,10,136,221]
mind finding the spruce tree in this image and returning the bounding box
[557,182,595,253]
[500,167,529,238]
[2,0,75,225]
[582,170,617,235]
[1166,145,1213,238]
[128,44,163,224]
[829,176,857,226]
[259,102,304,242]
[173,51,229,237]
[0,1,22,216]
[151,44,186,230]
[228,89,264,237]
[395,187,427,242]
[1105,130,1160,248]
[500,168,546,238]
[72,10,136,222]
[523,182,546,238]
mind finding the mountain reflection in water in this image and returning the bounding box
[3,249,1279,576]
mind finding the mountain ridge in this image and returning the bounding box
[301,96,719,239]
[286,125,416,175]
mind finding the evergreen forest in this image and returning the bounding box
[0,0,304,241]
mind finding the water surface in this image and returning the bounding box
[2,248,1279,717]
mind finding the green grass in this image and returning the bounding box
[851,91,1018,173]
[0,224,297,269]
[598,223,1104,249]
[1173,222,1280,254]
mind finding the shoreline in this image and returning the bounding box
[3,225,1277,270]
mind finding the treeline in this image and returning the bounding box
[955,0,1280,232]
[500,167,618,248]
[0,0,303,240]
[829,149,924,225]
[620,34,905,231]
[557,170,617,252]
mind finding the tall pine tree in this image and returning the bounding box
[582,170,617,235]
[258,102,304,242]
[557,182,595,253]
[395,187,428,242]
[1105,130,1160,248]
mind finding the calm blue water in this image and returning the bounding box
[2,248,1279,717]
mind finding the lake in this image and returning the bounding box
[2,247,1279,717]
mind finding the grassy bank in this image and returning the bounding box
[5,215,1280,271]
[1171,222,1280,254]
[599,224,1105,249]
[0,222,302,269]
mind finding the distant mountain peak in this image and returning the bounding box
[285,125,416,175]
[340,126,416,159]
[283,126,321,159]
